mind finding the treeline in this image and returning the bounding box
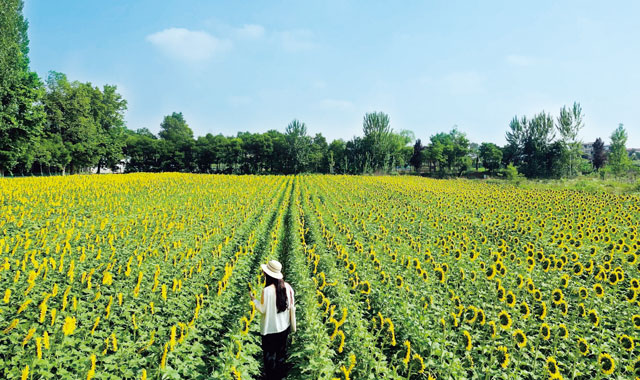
[1,1,637,178]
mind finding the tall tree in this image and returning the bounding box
[362,111,392,171]
[43,72,103,174]
[608,124,631,175]
[479,142,503,174]
[592,138,606,171]
[93,85,128,173]
[0,0,46,176]
[284,119,311,174]
[158,112,195,172]
[556,102,584,176]
[409,139,424,172]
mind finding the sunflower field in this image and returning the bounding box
[1,173,639,380]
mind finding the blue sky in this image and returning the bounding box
[24,0,640,147]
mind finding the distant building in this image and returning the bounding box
[581,142,609,160]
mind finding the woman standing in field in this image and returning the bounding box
[249,260,296,380]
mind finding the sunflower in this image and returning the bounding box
[551,289,564,304]
[546,357,560,378]
[516,274,524,288]
[513,329,527,349]
[560,274,569,288]
[497,286,506,302]
[534,290,544,303]
[553,300,567,316]
[593,283,604,297]
[497,346,509,368]
[435,267,445,284]
[633,314,640,329]
[506,291,516,308]
[476,308,486,325]
[540,323,551,340]
[577,303,586,318]
[632,278,640,290]
[627,289,637,303]
[519,301,530,319]
[498,311,512,330]
[620,334,635,351]
[578,287,588,299]
[536,301,547,320]
[557,324,568,339]
[573,262,584,276]
[462,330,472,351]
[599,353,615,375]
[486,265,496,280]
[577,337,589,356]
[588,309,599,327]
[465,306,478,324]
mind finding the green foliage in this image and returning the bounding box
[608,124,631,176]
[503,163,522,182]
[478,142,502,174]
[0,0,46,176]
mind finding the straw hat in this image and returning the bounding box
[261,260,283,279]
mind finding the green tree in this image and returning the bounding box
[43,72,103,174]
[592,138,606,171]
[328,139,346,174]
[158,112,195,172]
[0,0,46,176]
[556,102,584,176]
[309,133,328,173]
[124,128,160,172]
[362,111,392,171]
[284,119,311,174]
[409,139,424,172]
[93,85,127,173]
[479,142,503,174]
[608,124,631,176]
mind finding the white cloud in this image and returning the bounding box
[279,29,315,51]
[506,54,534,66]
[319,99,354,110]
[443,71,485,95]
[146,28,231,62]
[235,24,265,39]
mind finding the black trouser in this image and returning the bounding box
[261,326,290,380]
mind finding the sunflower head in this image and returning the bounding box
[633,315,640,329]
[540,323,551,340]
[506,291,516,308]
[593,283,604,297]
[546,357,559,376]
[620,335,635,351]
[557,324,568,339]
[498,311,512,330]
[519,301,530,319]
[577,338,589,356]
[513,329,527,349]
[588,309,599,327]
[599,353,615,375]
[551,289,564,304]
[497,346,509,368]
[462,330,472,351]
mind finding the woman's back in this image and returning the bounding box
[258,282,294,335]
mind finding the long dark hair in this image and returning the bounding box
[264,272,288,313]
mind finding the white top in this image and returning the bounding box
[253,282,294,335]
